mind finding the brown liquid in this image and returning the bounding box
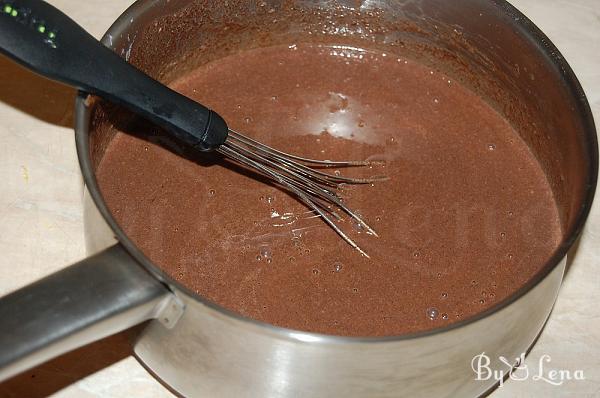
[96,44,561,336]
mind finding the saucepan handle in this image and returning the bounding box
[0,244,173,381]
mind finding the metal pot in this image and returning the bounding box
[0,0,597,397]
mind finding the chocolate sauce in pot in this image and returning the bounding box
[96,44,561,336]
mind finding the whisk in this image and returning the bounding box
[0,0,384,256]
[220,130,385,257]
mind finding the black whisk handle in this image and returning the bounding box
[0,0,228,150]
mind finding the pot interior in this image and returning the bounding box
[85,0,597,336]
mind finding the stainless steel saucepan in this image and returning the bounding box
[0,1,597,397]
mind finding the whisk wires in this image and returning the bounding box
[216,129,387,257]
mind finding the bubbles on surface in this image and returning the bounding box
[426,307,439,320]
[260,245,271,257]
[352,219,365,233]
[258,245,272,263]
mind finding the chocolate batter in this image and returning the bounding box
[96,44,562,336]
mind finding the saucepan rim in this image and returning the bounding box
[74,0,598,344]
